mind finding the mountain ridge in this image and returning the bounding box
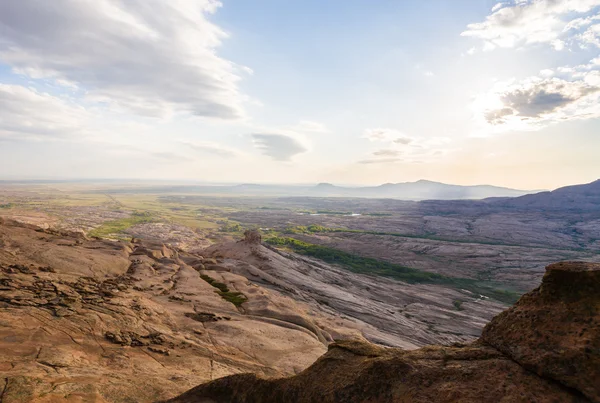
[91,179,537,200]
[490,179,600,210]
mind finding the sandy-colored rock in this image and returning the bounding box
[0,220,340,402]
[169,262,600,403]
[166,261,599,403]
[165,340,588,403]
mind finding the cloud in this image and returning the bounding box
[474,67,600,130]
[0,84,88,139]
[151,152,192,162]
[373,149,402,157]
[393,137,414,145]
[357,132,451,165]
[0,0,247,119]
[462,0,600,50]
[577,22,600,46]
[363,128,416,145]
[251,133,307,161]
[358,157,405,164]
[363,128,408,142]
[182,141,242,158]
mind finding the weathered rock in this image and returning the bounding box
[0,219,332,402]
[2,216,598,403]
[482,261,600,402]
[166,261,600,403]
[148,346,170,356]
[165,340,588,403]
[243,229,262,244]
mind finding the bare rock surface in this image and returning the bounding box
[482,261,600,402]
[203,238,505,348]
[0,220,342,402]
[243,229,262,244]
[2,217,597,402]
[166,261,600,403]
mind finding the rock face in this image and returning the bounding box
[166,262,600,403]
[242,229,262,244]
[0,220,349,402]
[482,262,600,402]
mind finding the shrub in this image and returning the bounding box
[200,274,247,307]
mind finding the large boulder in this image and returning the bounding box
[482,261,600,402]
[243,229,262,244]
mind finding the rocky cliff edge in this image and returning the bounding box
[166,262,600,403]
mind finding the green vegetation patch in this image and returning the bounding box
[200,274,248,307]
[0,203,14,209]
[218,291,248,307]
[282,225,556,249]
[220,221,243,233]
[266,236,520,305]
[453,300,464,311]
[88,211,155,239]
[285,224,331,234]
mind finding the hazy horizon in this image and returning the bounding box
[0,175,571,193]
[1,1,600,189]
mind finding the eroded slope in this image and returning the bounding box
[0,219,341,402]
[167,262,600,403]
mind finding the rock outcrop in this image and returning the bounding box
[166,262,600,403]
[482,262,600,402]
[0,220,343,402]
[242,229,262,244]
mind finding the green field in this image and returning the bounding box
[88,211,155,239]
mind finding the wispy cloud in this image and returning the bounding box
[0,84,88,140]
[251,133,307,161]
[0,0,248,119]
[373,149,402,157]
[359,128,451,164]
[151,151,193,162]
[358,157,405,164]
[393,137,414,145]
[363,128,407,142]
[182,141,242,158]
[462,0,600,51]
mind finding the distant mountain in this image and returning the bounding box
[307,180,533,200]
[492,179,600,211]
[101,180,535,200]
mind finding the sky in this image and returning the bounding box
[0,0,599,190]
